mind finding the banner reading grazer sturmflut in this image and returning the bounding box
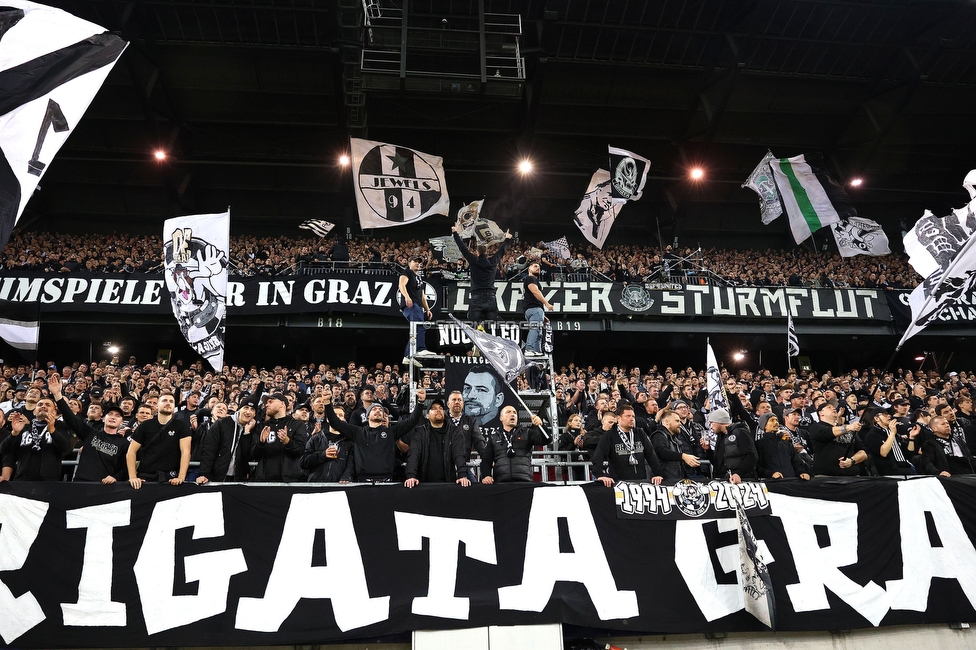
[351,138,450,230]
[4,478,976,647]
[163,211,229,371]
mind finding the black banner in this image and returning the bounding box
[887,288,976,330]
[3,477,976,647]
[0,271,442,318]
[447,282,891,320]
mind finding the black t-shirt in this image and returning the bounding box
[426,426,448,482]
[132,417,191,478]
[523,275,544,310]
[399,267,423,308]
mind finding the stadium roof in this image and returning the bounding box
[24,0,976,245]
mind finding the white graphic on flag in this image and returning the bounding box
[787,314,799,358]
[351,138,450,230]
[429,235,463,262]
[0,2,127,250]
[163,211,229,372]
[455,199,483,238]
[898,171,976,348]
[742,151,783,225]
[299,219,335,238]
[544,236,571,261]
[451,315,527,384]
[830,217,891,258]
[608,146,650,202]
[706,342,728,413]
[732,484,776,629]
[573,169,622,249]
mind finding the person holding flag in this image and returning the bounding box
[452,224,512,326]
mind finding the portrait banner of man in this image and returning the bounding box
[445,358,519,436]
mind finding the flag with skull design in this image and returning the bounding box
[163,210,229,371]
[608,145,651,203]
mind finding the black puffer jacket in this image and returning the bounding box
[482,424,550,482]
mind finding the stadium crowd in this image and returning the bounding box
[1,229,920,289]
[1,353,972,485]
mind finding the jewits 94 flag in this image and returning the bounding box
[163,211,229,371]
[0,1,127,251]
[351,138,450,230]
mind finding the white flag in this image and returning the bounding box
[0,1,127,250]
[544,236,571,261]
[350,138,450,230]
[573,169,622,249]
[705,342,728,412]
[299,219,335,237]
[742,151,783,225]
[829,217,891,258]
[787,314,799,358]
[455,199,483,237]
[0,298,38,362]
[769,155,848,244]
[163,211,229,372]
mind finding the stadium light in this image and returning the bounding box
[107,345,119,355]
[153,150,167,161]
[338,154,350,166]
[733,351,745,362]
[690,167,704,180]
[518,159,533,174]
[850,178,863,187]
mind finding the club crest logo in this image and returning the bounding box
[672,479,711,518]
[612,156,639,199]
[619,285,654,312]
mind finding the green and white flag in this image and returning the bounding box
[770,155,851,244]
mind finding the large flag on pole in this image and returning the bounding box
[829,217,891,258]
[455,199,483,238]
[705,340,728,412]
[897,170,976,348]
[0,298,38,363]
[608,145,651,202]
[543,236,571,261]
[450,315,527,384]
[769,155,852,244]
[163,211,229,372]
[350,138,450,230]
[742,151,783,225]
[787,313,799,359]
[732,485,776,629]
[573,169,622,249]
[0,1,127,251]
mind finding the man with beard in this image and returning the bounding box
[350,387,377,426]
[301,404,355,483]
[125,393,192,488]
[651,408,701,483]
[916,416,975,477]
[591,404,662,486]
[404,399,471,487]
[780,407,813,473]
[446,390,485,460]
[49,374,129,483]
[398,255,435,367]
[522,261,553,359]
[196,400,258,483]
[807,402,866,477]
[0,399,72,481]
[755,413,810,480]
[322,387,427,482]
[250,393,307,482]
[670,400,709,479]
[700,407,757,484]
[462,367,505,428]
[481,406,549,484]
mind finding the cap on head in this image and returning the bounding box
[706,408,732,425]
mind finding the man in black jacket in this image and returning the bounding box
[651,408,702,483]
[0,400,72,481]
[322,387,426,482]
[195,401,257,483]
[755,412,810,480]
[701,407,757,483]
[807,402,867,477]
[250,393,307,482]
[404,399,470,487]
[591,404,662,486]
[481,406,549,483]
[301,404,355,483]
[917,415,975,476]
[452,224,512,325]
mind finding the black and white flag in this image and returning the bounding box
[732,484,776,629]
[544,236,571,261]
[299,219,335,237]
[898,170,976,347]
[163,210,229,371]
[830,217,891,258]
[0,298,38,362]
[350,138,450,230]
[742,151,784,225]
[608,145,650,202]
[0,1,127,251]
[455,199,483,238]
[429,235,463,262]
[705,341,728,412]
[787,313,799,358]
[573,169,622,249]
[450,315,527,384]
